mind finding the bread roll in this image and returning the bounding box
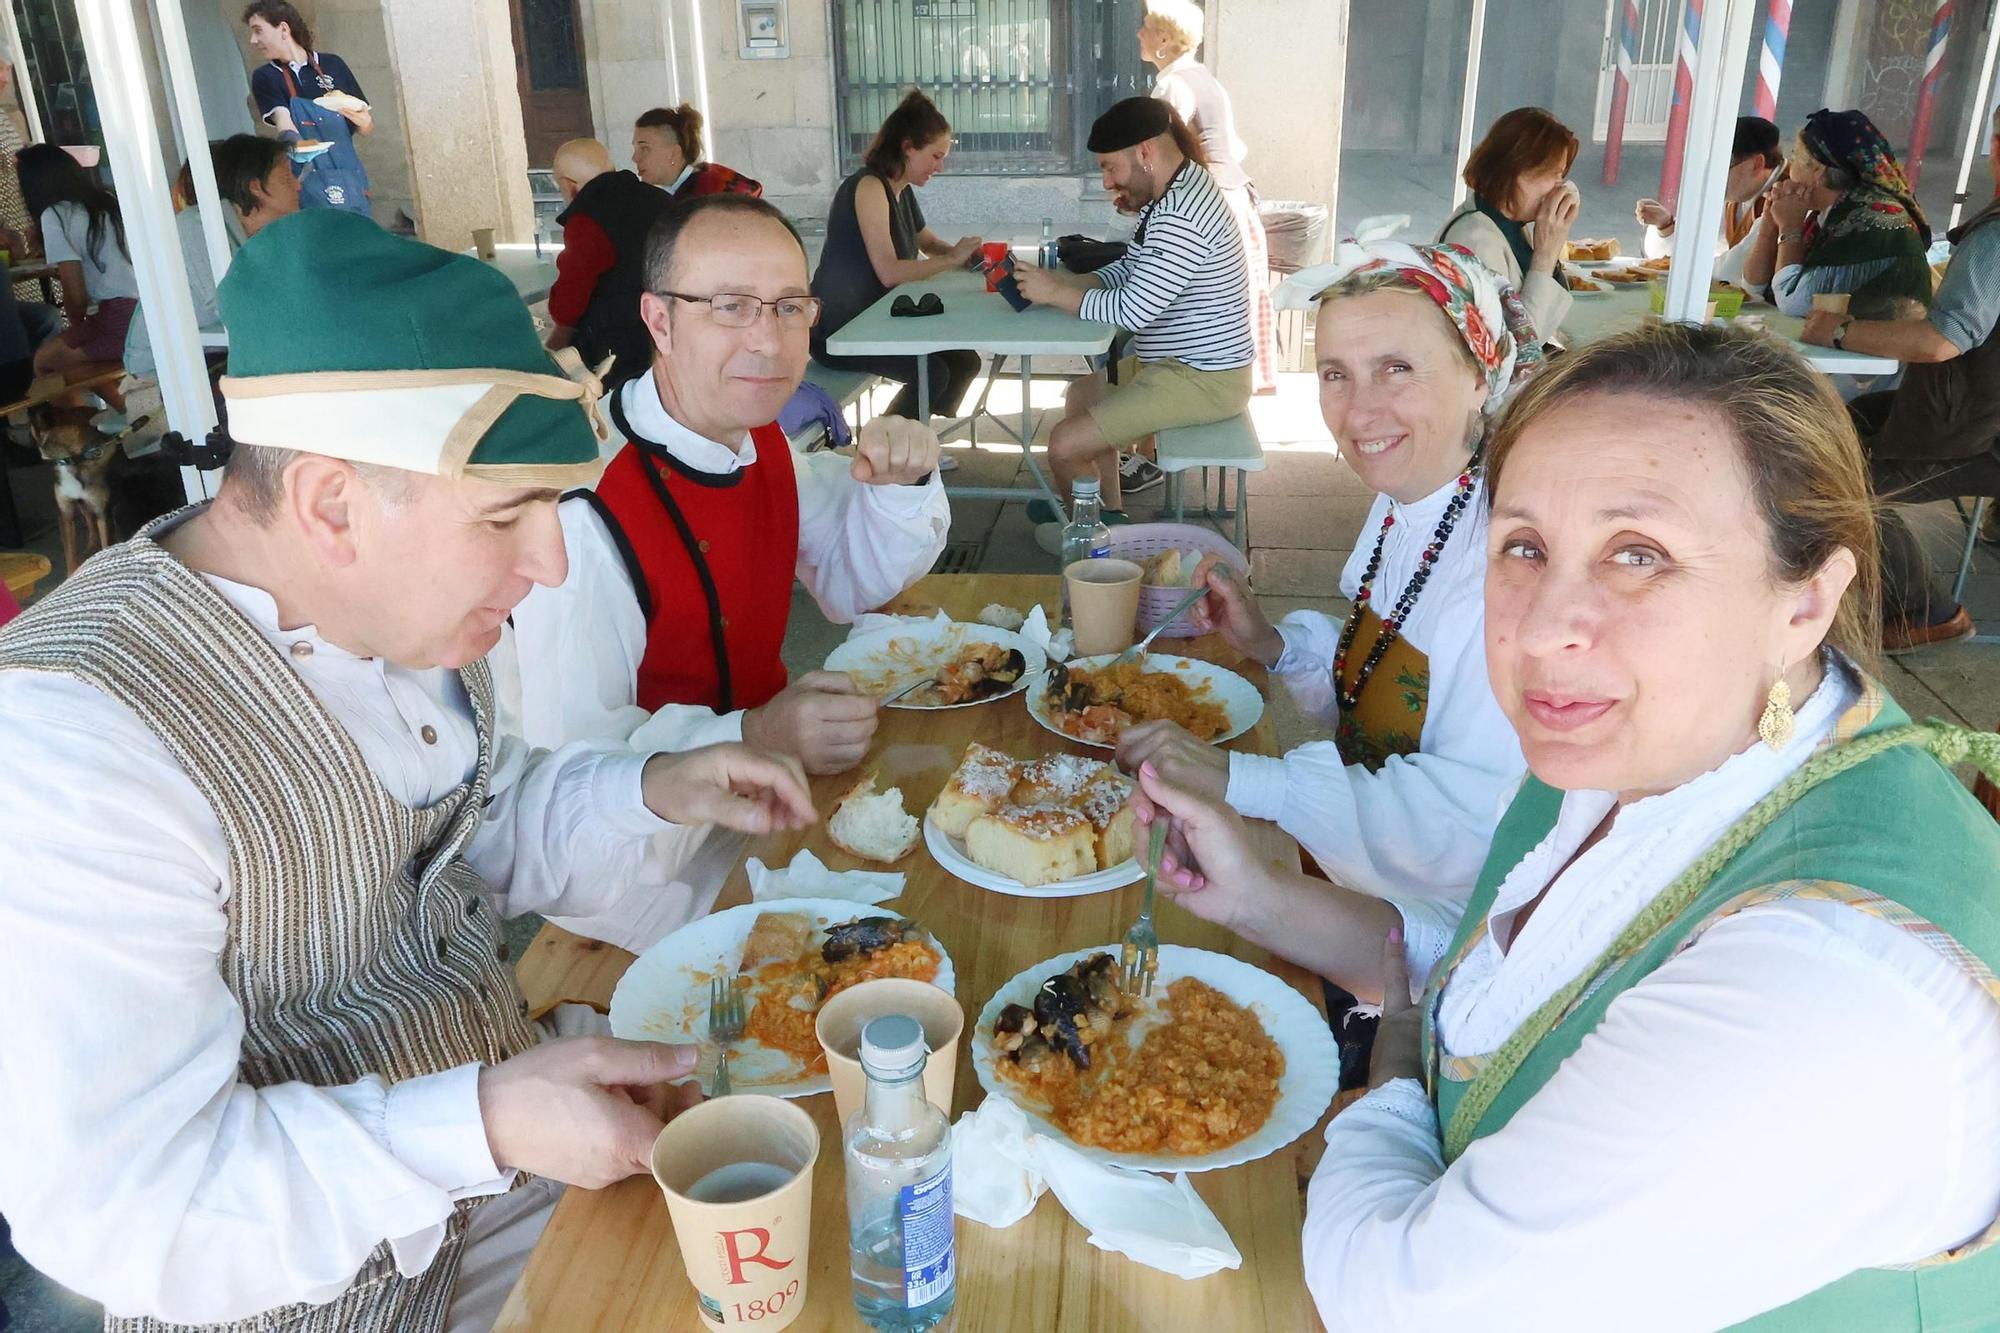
[827,773,919,864]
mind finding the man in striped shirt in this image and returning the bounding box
[1018,97,1253,530]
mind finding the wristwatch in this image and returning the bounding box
[1831,316,1854,350]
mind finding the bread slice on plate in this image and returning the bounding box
[928,742,1020,838]
[741,910,814,969]
[964,804,1097,887]
[828,772,919,864]
[1073,768,1137,869]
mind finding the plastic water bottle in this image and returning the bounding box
[1060,477,1113,629]
[1039,216,1058,269]
[845,1015,955,1331]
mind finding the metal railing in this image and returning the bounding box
[831,0,1152,175]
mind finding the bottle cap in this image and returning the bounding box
[1071,477,1101,498]
[859,1014,929,1080]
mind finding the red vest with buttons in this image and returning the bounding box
[585,396,799,715]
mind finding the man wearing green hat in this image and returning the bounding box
[0,209,815,1330]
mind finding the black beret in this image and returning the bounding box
[1087,96,1173,153]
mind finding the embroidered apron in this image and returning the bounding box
[1332,603,1431,772]
[280,60,371,215]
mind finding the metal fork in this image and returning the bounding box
[708,973,746,1097]
[1122,818,1168,996]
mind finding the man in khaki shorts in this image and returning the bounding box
[1018,96,1252,540]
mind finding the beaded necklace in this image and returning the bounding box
[1332,456,1481,713]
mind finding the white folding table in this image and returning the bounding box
[1559,281,1901,377]
[822,269,1118,504]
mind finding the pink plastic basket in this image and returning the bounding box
[1105,523,1250,639]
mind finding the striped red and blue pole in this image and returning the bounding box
[1756,0,1791,121]
[1907,0,1955,188]
[1603,0,1642,184]
[1658,0,1703,206]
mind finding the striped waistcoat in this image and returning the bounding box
[0,517,542,1333]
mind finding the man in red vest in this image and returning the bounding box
[505,193,948,806]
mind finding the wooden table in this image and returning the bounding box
[496,573,1330,1332]
[1,550,49,603]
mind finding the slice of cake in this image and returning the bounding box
[1072,768,1137,869]
[964,804,1097,887]
[1011,753,1109,806]
[928,742,1019,838]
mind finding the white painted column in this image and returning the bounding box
[1948,10,2000,231]
[1451,0,1489,210]
[659,0,684,103]
[150,0,233,291]
[0,0,44,141]
[72,0,217,503]
[686,0,712,131]
[1659,0,1758,322]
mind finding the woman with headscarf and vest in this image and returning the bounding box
[1116,242,1537,1074]
[1436,107,1581,343]
[1747,108,1934,319]
[1137,318,2000,1331]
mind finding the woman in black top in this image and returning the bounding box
[811,89,983,421]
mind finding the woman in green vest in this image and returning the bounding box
[1135,321,2000,1329]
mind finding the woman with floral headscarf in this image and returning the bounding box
[1115,242,1541,1047]
[1746,108,1934,318]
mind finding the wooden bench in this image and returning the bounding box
[0,364,126,420]
[1,549,51,603]
[1157,411,1266,549]
[791,361,883,451]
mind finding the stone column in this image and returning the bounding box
[375,0,534,245]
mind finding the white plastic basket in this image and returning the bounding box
[1105,523,1250,639]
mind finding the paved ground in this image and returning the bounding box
[9,357,2000,1328]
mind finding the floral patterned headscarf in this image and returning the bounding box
[1276,240,1546,417]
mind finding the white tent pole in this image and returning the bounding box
[72,0,217,503]
[686,0,712,132]
[0,2,45,143]
[1661,0,1758,322]
[659,0,683,103]
[151,0,233,290]
[1451,0,1488,210]
[1948,6,2000,230]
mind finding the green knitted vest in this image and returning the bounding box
[1419,686,2000,1331]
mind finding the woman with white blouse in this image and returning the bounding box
[1118,239,1536,1015]
[1134,321,2000,1330]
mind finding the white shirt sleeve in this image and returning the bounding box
[504,496,748,755]
[791,442,950,622]
[1302,900,2000,1333]
[0,674,507,1324]
[1225,607,1521,905]
[1641,224,1675,260]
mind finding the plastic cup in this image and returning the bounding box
[982,240,1010,290]
[1811,292,1851,315]
[815,978,963,1129]
[471,227,497,260]
[1064,557,1144,656]
[650,1095,819,1330]
[1704,300,1720,323]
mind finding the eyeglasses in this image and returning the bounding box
[654,290,822,329]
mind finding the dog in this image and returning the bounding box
[30,402,118,573]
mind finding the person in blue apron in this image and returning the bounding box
[243,1,372,216]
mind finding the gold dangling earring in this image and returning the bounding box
[1758,676,1795,751]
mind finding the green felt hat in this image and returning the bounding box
[217,210,609,486]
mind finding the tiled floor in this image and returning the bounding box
[11,365,2000,1329]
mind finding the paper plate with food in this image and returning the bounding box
[1030,653,1263,749]
[1562,237,1620,264]
[922,743,1145,898]
[973,945,1338,1172]
[289,140,334,161]
[610,900,956,1098]
[824,617,1045,709]
[1566,273,1611,297]
[313,90,370,112]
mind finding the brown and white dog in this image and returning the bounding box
[30,402,117,573]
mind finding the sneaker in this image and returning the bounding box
[1027,497,1062,525]
[1118,454,1166,493]
[1883,605,1976,654]
[937,454,960,473]
[1033,520,1066,555]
